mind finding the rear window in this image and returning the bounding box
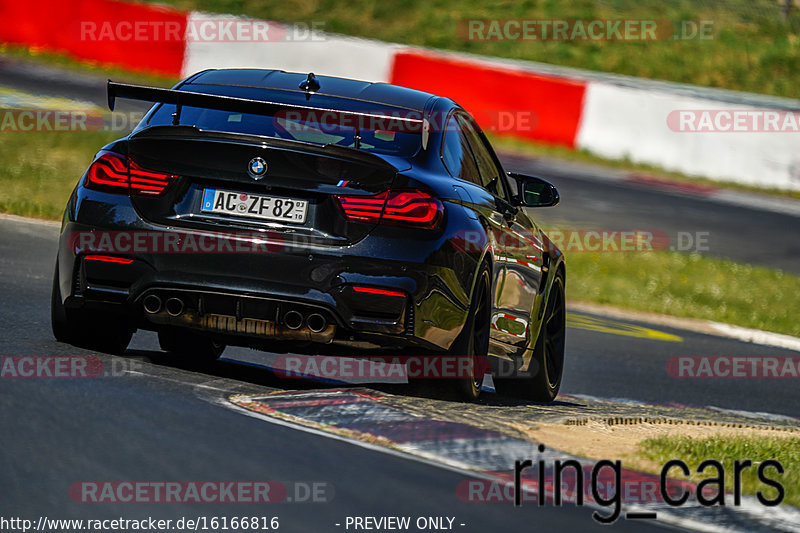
[145,101,422,157]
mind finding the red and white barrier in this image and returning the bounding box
[389,50,586,148]
[2,1,799,190]
[0,0,187,77]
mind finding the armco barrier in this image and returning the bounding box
[2,1,800,190]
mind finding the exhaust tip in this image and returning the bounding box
[307,313,327,333]
[143,294,162,314]
[284,310,303,330]
[165,297,184,317]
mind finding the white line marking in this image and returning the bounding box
[568,393,799,423]
[712,190,800,218]
[708,322,800,353]
[0,213,60,227]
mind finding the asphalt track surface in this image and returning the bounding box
[2,59,800,531]
[0,56,152,114]
[500,153,800,274]
[1,217,671,532]
[1,214,797,531]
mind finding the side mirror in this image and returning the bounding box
[508,173,560,207]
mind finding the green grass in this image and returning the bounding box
[143,0,800,98]
[0,130,119,219]
[565,252,800,337]
[639,435,800,507]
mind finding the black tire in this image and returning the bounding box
[158,328,225,362]
[496,270,565,402]
[51,264,73,344]
[450,263,491,401]
[51,263,134,355]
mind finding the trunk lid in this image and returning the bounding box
[126,126,408,246]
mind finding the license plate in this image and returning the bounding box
[201,189,308,224]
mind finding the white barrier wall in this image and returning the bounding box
[182,12,396,83]
[577,82,800,190]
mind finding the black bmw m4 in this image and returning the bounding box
[51,69,565,401]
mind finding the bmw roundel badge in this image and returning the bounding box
[248,157,268,180]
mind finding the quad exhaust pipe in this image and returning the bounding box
[307,313,327,333]
[283,310,327,333]
[165,297,184,317]
[283,310,304,330]
[143,294,162,314]
[143,294,184,317]
[142,292,334,342]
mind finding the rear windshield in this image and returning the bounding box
[145,101,422,157]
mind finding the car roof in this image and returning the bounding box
[184,69,441,115]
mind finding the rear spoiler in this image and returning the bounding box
[107,81,430,149]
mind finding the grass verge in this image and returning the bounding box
[565,251,800,337]
[638,434,799,507]
[0,130,119,219]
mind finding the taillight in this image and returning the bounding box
[129,159,178,195]
[85,151,178,196]
[86,152,128,190]
[336,192,387,222]
[336,189,443,229]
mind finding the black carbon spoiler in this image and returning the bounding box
[107,81,429,149]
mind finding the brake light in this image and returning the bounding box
[86,152,128,190]
[83,255,134,264]
[336,189,442,229]
[85,151,178,196]
[336,192,387,221]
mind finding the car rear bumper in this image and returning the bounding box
[57,210,475,352]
